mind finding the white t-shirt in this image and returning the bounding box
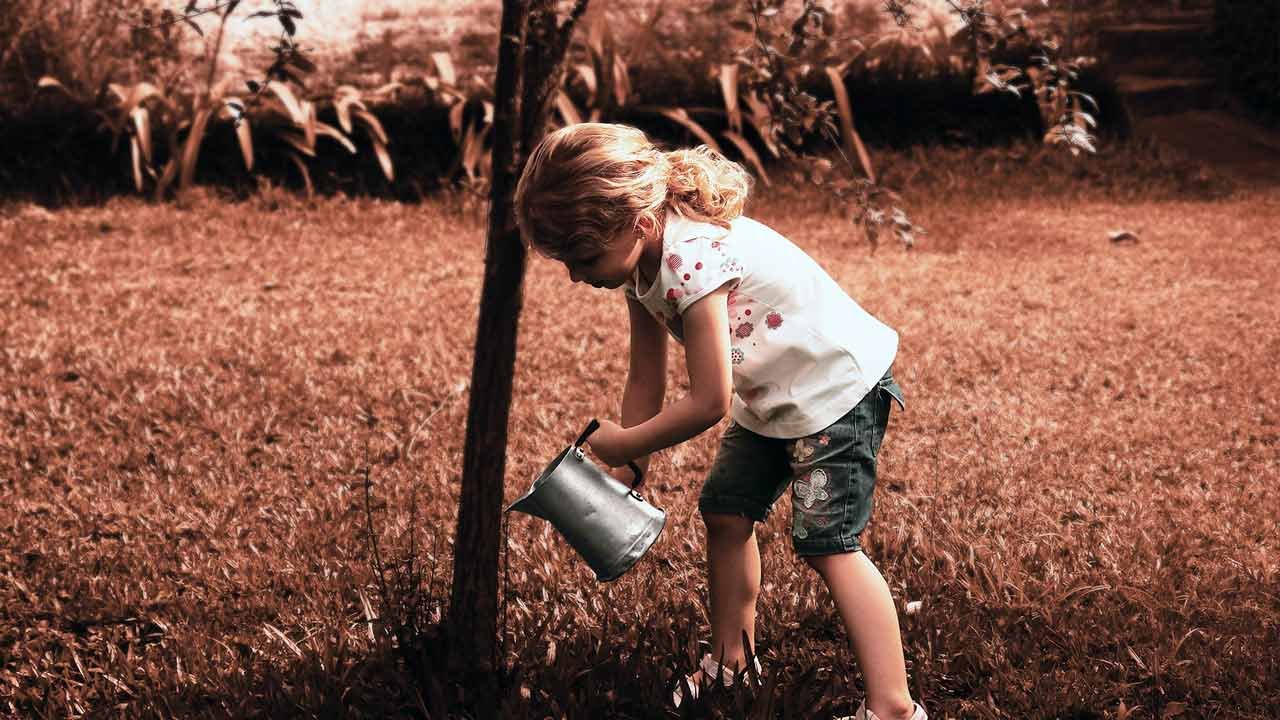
[623,210,898,439]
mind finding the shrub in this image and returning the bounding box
[0,0,181,118]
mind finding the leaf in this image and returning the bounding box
[720,130,769,187]
[571,63,598,105]
[234,115,253,171]
[220,98,245,120]
[289,51,316,74]
[644,107,723,155]
[825,65,875,183]
[264,623,302,658]
[719,63,741,134]
[154,156,178,201]
[130,136,144,192]
[266,81,305,125]
[334,92,366,134]
[555,90,582,127]
[315,122,356,154]
[130,106,152,166]
[372,141,394,182]
[279,13,296,37]
[277,129,315,157]
[289,153,314,198]
[301,101,316,151]
[448,101,465,142]
[612,53,631,108]
[353,109,388,146]
[370,82,403,100]
[460,121,485,182]
[1072,90,1100,112]
[179,106,213,191]
[118,82,163,116]
[742,92,780,158]
[432,51,456,86]
[184,16,203,36]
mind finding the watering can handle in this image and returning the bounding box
[574,419,646,491]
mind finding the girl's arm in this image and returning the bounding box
[599,284,733,466]
[618,296,668,479]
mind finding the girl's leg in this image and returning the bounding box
[701,511,761,672]
[804,550,917,720]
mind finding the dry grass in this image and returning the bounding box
[1,155,1277,718]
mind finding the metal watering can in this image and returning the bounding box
[505,419,666,582]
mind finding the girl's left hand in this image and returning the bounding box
[586,419,633,468]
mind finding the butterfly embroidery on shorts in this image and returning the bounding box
[791,439,815,463]
[794,468,830,509]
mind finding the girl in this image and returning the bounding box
[514,123,926,720]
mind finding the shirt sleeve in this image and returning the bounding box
[661,231,744,316]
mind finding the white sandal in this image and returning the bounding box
[835,698,928,720]
[671,652,764,707]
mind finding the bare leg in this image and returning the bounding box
[699,512,760,675]
[805,550,917,720]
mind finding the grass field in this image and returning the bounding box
[2,146,1278,718]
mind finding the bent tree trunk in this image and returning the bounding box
[447,0,589,712]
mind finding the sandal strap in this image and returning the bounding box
[699,653,763,683]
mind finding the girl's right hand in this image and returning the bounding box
[609,465,638,485]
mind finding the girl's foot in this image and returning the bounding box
[835,699,928,720]
[671,653,763,707]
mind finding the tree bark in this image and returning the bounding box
[447,0,587,715]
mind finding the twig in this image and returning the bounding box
[128,1,241,30]
[361,437,392,637]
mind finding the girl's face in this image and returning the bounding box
[563,229,647,290]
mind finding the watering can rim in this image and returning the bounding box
[504,419,646,514]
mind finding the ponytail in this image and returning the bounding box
[663,145,752,228]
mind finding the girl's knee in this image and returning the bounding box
[701,511,754,540]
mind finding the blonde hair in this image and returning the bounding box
[514,123,752,261]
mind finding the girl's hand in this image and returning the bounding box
[608,464,638,485]
[586,418,632,468]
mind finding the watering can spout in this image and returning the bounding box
[505,491,545,520]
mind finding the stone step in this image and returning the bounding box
[1098,22,1212,61]
[1134,9,1215,25]
[1108,53,1216,80]
[1168,9,1214,24]
[1116,74,1219,116]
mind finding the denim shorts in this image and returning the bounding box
[697,370,905,557]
